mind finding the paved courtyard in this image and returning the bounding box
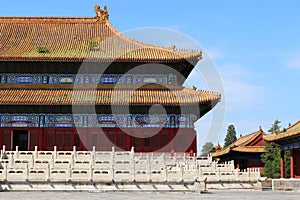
[0,191,299,200]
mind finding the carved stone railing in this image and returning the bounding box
[0,145,262,191]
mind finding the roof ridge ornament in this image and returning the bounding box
[94,5,109,21]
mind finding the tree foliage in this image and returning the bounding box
[268,119,281,134]
[261,142,280,178]
[261,141,290,178]
[201,142,214,156]
[224,125,237,148]
[261,120,290,178]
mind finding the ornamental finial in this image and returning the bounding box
[94,5,109,21]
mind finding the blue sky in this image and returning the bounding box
[1,0,300,149]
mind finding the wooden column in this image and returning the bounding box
[290,149,295,178]
[280,150,285,178]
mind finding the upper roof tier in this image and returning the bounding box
[0,6,201,63]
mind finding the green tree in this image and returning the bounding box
[224,125,237,148]
[261,142,290,178]
[268,119,281,134]
[261,120,290,178]
[201,142,214,156]
[261,141,280,178]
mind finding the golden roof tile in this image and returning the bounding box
[0,84,220,106]
[0,16,201,62]
[212,128,266,158]
[264,120,300,141]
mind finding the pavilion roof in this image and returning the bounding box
[212,128,266,158]
[264,120,300,142]
[0,84,220,106]
[0,11,201,62]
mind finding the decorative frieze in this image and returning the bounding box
[0,73,177,85]
[0,114,196,128]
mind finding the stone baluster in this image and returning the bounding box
[217,168,220,181]
[70,154,74,169]
[130,146,134,154]
[67,163,71,181]
[25,163,29,181]
[4,163,7,181]
[111,146,115,167]
[73,146,77,159]
[89,163,93,182]
[53,146,57,159]
[111,164,115,182]
[34,146,38,159]
[131,152,135,182]
[92,146,96,159]
[16,146,19,159]
[181,167,184,182]
[147,154,151,182]
[46,163,50,181]
[9,152,13,169]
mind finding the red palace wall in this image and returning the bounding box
[247,159,265,174]
[0,127,197,153]
[294,149,300,178]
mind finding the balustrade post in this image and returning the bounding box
[89,163,93,182]
[46,163,50,181]
[34,146,38,159]
[54,146,57,159]
[217,168,220,181]
[4,163,7,181]
[92,146,96,159]
[25,163,28,182]
[16,146,19,159]
[73,146,77,159]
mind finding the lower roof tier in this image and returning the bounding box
[0,84,220,106]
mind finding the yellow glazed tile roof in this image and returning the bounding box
[0,84,221,106]
[264,120,300,141]
[0,17,201,62]
[212,128,266,157]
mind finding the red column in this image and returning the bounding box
[290,149,295,178]
[280,150,285,178]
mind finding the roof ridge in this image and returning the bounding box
[282,120,300,132]
[105,21,201,57]
[241,130,264,146]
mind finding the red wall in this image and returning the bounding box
[0,127,197,153]
[295,149,300,178]
[247,159,265,174]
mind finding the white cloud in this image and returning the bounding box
[219,64,266,111]
[204,48,226,59]
[284,53,300,69]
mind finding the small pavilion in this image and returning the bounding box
[212,127,266,173]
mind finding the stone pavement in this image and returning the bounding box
[0,191,299,200]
